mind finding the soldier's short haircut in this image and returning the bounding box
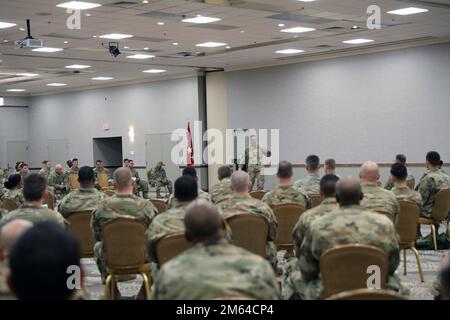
[21,163,28,168]
[182,166,197,178]
[231,170,249,193]
[277,161,293,179]
[23,174,46,201]
[123,158,129,163]
[395,154,407,164]
[72,158,78,162]
[174,175,198,201]
[185,200,224,242]
[426,151,441,166]
[42,160,49,165]
[113,167,132,190]
[128,159,133,163]
[9,222,80,300]
[390,163,407,181]
[305,155,320,170]
[218,166,232,180]
[335,177,362,206]
[96,160,103,164]
[325,158,336,169]
[78,166,95,185]
[66,160,72,168]
[320,174,340,197]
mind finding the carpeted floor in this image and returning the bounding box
[81,226,448,300]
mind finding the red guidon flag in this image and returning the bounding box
[187,122,194,166]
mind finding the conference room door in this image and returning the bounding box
[145,133,179,184]
[7,141,29,172]
[48,139,69,169]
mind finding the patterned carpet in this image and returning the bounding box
[82,226,448,300]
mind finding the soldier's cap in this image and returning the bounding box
[158,161,165,166]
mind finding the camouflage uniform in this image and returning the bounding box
[361,184,400,220]
[90,194,157,280]
[93,167,109,177]
[145,201,190,264]
[384,174,415,190]
[240,146,268,191]
[417,168,450,218]
[391,186,422,208]
[1,188,24,205]
[294,173,321,195]
[130,168,149,197]
[285,205,405,300]
[58,187,106,217]
[38,168,52,181]
[210,178,233,204]
[167,189,210,209]
[262,184,311,208]
[0,204,66,227]
[0,261,14,300]
[152,239,280,300]
[66,167,79,192]
[48,171,69,198]
[217,194,278,267]
[151,166,172,197]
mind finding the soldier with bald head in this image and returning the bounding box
[286,177,405,300]
[359,161,400,220]
[48,164,68,198]
[217,170,278,268]
[153,200,279,300]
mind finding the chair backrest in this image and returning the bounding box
[249,191,266,200]
[309,194,323,208]
[432,188,450,223]
[47,191,55,210]
[2,197,20,212]
[327,288,406,300]
[66,210,95,257]
[156,232,192,267]
[102,218,148,270]
[271,203,305,250]
[226,214,269,258]
[69,174,80,190]
[103,189,115,197]
[151,199,167,214]
[397,201,420,245]
[374,210,395,223]
[320,244,389,298]
[97,172,109,189]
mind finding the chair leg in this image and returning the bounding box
[431,224,437,250]
[141,272,152,300]
[410,247,425,283]
[403,249,407,275]
[103,274,112,300]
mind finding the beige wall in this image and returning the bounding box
[206,72,229,188]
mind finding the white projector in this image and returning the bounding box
[15,38,43,49]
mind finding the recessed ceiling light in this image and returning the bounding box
[32,47,64,52]
[0,22,17,29]
[19,27,25,31]
[65,64,91,69]
[172,42,179,46]
[278,24,285,27]
[276,49,304,54]
[182,16,221,24]
[143,47,149,50]
[351,25,359,29]
[297,0,316,2]
[225,46,231,49]
[126,54,155,59]
[93,35,97,38]
[143,69,166,74]
[3,40,8,43]
[343,38,374,44]
[142,0,148,3]
[7,89,26,92]
[196,42,227,48]
[123,46,129,49]
[85,13,91,17]
[47,83,67,87]
[99,33,133,40]
[64,40,69,44]
[281,26,315,33]
[157,22,164,26]
[387,7,429,15]
[92,76,113,80]
[16,73,39,77]
[56,1,101,10]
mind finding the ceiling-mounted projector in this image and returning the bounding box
[15,19,43,49]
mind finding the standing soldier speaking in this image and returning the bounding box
[239,134,271,191]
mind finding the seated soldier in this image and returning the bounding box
[359,161,400,220]
[93,160,110,188]
[389,163,422,207]
[91,167,157,285]
[217,170,278,268]
[48,164,69,200]
[145,175,198,266]
[167,167,210,208]
[290,177,405,300]
[210,165,233,204]
[58,166,105,217]
[294,155,321,195]
[152,200,280,300]
[1,174,65,227]
[2,174,24,205]
[151,161,173,199]
[128,160,150,199]
[8,222,82,300]
[384,154,415,190]
[262,161,311,208]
